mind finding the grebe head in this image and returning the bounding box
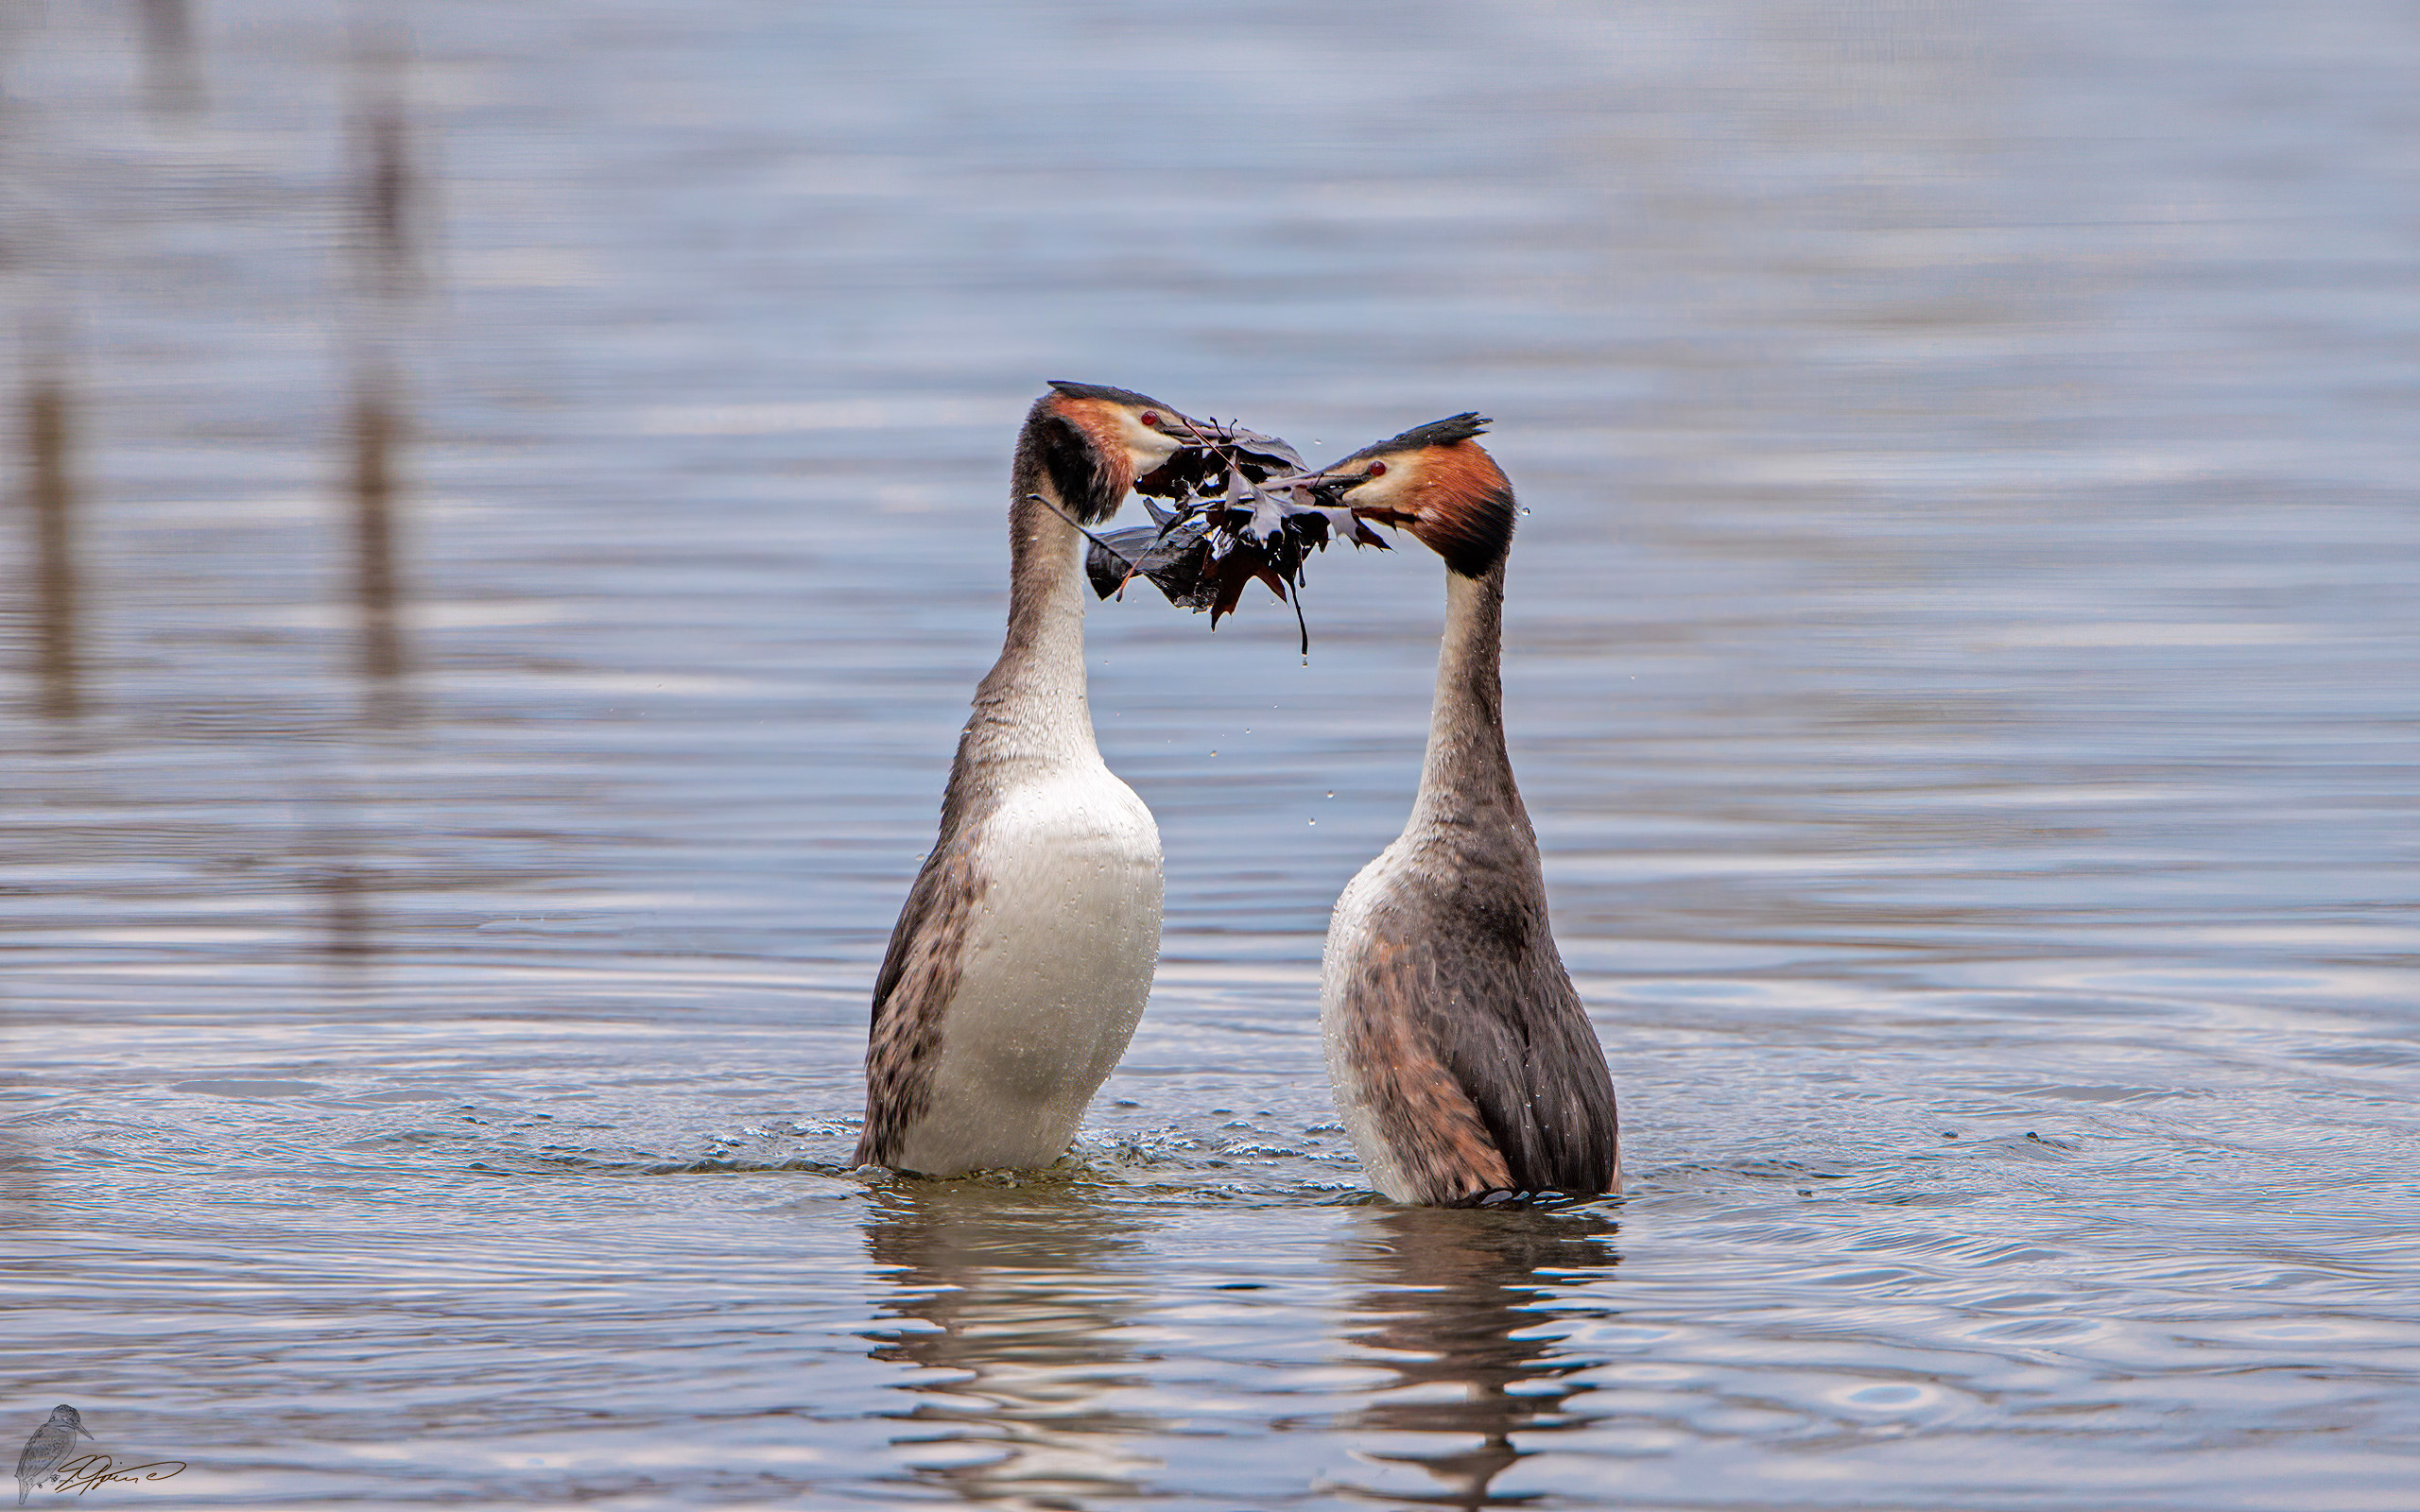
[1314,413,1514,577]
[1036,381,1205,523]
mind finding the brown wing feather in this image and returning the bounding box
[1431,944,1619,1197]
[855,838,984,1168]
[1336,936,1513,1204]
[1348,852,1619,1200]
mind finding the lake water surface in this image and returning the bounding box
[5,2,2417,1507]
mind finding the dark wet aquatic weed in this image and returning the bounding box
[1079,418,1391,654]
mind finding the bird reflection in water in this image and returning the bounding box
[861,1184,1165,1509]
[1330,1206,1616,1510]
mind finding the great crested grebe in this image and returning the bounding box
[855,382,1203,1177]
[1312,415,1619,1204]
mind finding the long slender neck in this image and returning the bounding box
[1408,558,1526,837]
[964,471,1098,767]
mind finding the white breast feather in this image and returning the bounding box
[895,762,1163,1175]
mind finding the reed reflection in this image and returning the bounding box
[20,365,81,721]
[340,26,422,713]
[1330,1208,1617,1510]
[133,0,202,120]
[861,1184,1165,1507]
[346,24,423,303]
[346,372,407,695]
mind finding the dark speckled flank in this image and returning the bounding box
[856,839,979,1167]
[1335,936,1514,1203]
[1333,799,1620,1204]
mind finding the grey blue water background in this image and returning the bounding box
[5,2,2417,1506]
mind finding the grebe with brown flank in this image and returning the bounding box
[1312,415,1620,1205]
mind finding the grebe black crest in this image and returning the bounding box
[1313,419,1620,1205]
[854,384,1204,1177]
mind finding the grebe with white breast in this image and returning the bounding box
[855,382,1206,1177]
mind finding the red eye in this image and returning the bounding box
[1366,460,1388,477]
[1139,411,1160,427]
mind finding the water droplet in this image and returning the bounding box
[1325,791,1334,799]
[1307,819,1316,826]
[1519,507,1532,516]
